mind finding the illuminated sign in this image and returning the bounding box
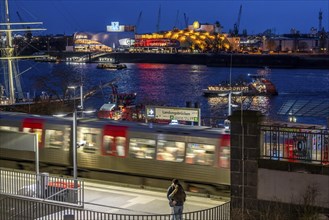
[146,106,200,123]
[107,21,125,32]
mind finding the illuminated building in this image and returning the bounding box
[73,22,135,52]
[134,21,234,53]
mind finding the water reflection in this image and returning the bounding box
[207,95,270,116]
[7,61,329,125]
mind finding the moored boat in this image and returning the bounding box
[203,67,278,97]
[96,63,127,70]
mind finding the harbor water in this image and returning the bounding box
[10,61,329,126]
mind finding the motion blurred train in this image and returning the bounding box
[0,111,231,195]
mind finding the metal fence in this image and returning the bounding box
[0,168,230,219]
[0,169,84,206]
[260,124,329,164]
[0,194,230,220]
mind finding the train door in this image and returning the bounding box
[102,125,127,157]
[219,134,230,168]
[22,118,44,148]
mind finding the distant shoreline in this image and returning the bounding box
[51,52,329,69]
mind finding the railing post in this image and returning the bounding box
[38,172,49,199]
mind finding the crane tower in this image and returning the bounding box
[318,10,323,32]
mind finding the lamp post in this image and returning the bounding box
[72,110,77,181]
[68,86,78,182]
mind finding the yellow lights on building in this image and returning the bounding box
[179,36,186,42]
[137,27,233,52]
[190,35,196,40]
[173,34,179,39]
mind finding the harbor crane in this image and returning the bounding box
[174,10,179,28]
[184,13,189,28]
[233,4,242,36]
[135,10,142,34]
[156,5,161,32]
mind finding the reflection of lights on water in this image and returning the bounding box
[207,95,270,115]
[190,65,204,73]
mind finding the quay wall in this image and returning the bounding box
[51,52,329,69]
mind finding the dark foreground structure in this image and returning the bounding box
[229,111,329,219]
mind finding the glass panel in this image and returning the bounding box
[186,143,215,166]
[157,140,185,162]
[129,138,156,159]
[103,135,114,154]
[45,129,64,149]
[79,127,98,153]
[116,137,126,157]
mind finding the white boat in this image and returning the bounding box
[96,63,127,70]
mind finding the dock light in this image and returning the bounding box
[289,116,297,123]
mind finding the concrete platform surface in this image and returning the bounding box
[83,180,229,215]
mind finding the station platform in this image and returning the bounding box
[83,179,230,215]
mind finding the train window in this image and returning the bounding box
[116,137,126,157]
[44,129,64,149]
[156,140,185,162]
[219,147,230,168]
[103,135,114,154]
[103,136,126,157]
[0,126,19,132]
[186,143,215,166]
[79,127,98,153]
[129,138,156,159]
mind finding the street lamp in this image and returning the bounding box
[218,91,242,116]
[68,84,84,115]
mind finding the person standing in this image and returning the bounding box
[167,179,186,220]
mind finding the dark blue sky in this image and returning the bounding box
[6,0,329,35]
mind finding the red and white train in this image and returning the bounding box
[0,111,231,195]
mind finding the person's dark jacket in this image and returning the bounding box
[167,184,186,206]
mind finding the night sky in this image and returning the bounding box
[5,0,329,35]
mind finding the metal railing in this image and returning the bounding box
[0,194,230,220]
[260,124,329,164]
[0,168,84,206]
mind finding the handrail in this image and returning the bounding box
[0,194,230,220]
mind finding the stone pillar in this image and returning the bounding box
[229,110,263,219]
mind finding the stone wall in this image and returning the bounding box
[229,110,329,219]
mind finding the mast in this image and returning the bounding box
[4,0,15,104]
[0,0,46,105]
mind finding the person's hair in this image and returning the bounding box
[172,179,179,185]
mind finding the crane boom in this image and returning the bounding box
[135,10,142,34]
[233,4,242,36]
[183,13,189,28]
